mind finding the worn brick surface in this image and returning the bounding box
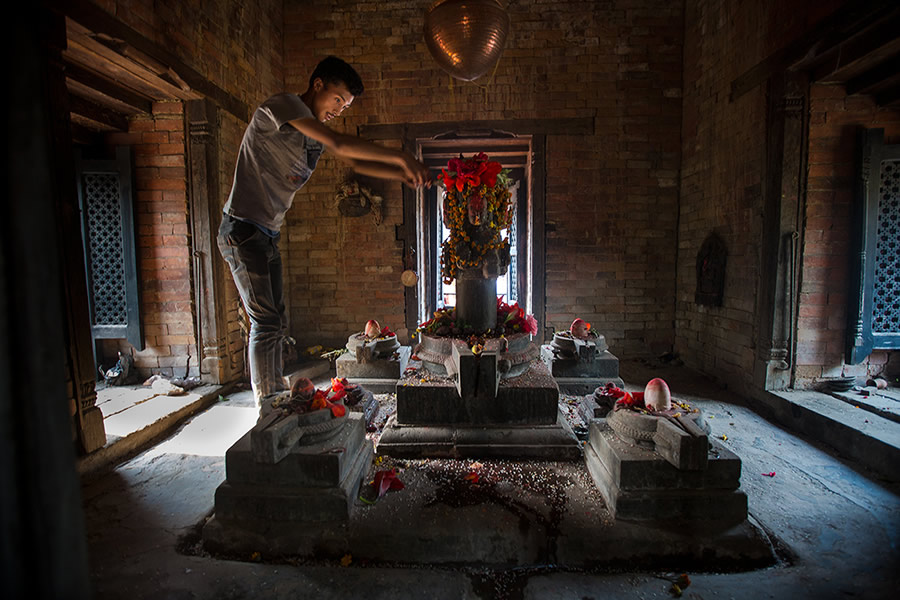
[282,0,683,356]
[673,0,900,393]
[794,87,900,387]
[93,0,285,379]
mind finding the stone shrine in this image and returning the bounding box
[335,322,411,393]
[541,320,624,395]
[377,152,579,459]
[584,391,748,524]
[202,392,374,549]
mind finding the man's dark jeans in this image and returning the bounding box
[217,215,286,403]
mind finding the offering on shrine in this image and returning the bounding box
[644,377,672,411]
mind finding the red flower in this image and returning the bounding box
[373,469,405,498]
[482,161,503,187]
[524,314,538,335]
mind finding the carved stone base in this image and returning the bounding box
[584,421,746,524]
[376,409,582,459]
[208,414,373,525]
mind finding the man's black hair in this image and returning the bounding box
[309,56,364,97]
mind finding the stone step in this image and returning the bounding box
[831,386,900,424]
[752,389,900,481]
[201,457,771,567]
[376,409,583,459]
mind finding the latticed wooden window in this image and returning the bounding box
[847,128,900,363]
[872,161,899,333]
[75,146,144,351]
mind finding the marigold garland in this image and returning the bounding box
[437,152,513,284]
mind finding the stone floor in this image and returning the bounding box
[81,362,900,599]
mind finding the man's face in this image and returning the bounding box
[311,78,354,123]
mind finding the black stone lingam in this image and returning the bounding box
[455,267,498,331]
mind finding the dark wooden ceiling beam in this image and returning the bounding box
[63,39,170,101]
[69,121,104,146]
[811,16,900,84]
[49,0,249,122]
[730,0,897,101]
[69,94,129,131]
[874,84,900,108]
[845,55,900,96]
[64,63,152,114]
[66,19,199,102]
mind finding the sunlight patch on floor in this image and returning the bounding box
[143,403,259,458]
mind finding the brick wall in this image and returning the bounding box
[89,0,285,380]
[282,0,683,356]
[91,0,284,108]
[795,85,900,387]
[676,0,846,392]
[99,101,196,379]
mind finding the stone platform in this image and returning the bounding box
[376,360,581,459]
[584,420,747,524]
[200,457,773,569]
[204,413,373,537]
[335,346,411,393]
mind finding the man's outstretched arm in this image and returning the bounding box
[341,158,428,188]
[288,117,430,187]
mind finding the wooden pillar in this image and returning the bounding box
[187,99,234,383]
[754,73,809,391]
[44,7,106,453]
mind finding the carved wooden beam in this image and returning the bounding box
[49,0,249,121]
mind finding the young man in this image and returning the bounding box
[218,56,430,405]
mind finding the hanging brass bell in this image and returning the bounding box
[423,0,511,82]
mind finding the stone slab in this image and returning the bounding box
[585,441,748,523]
[396,360,559,425]
[201,458,771,568]
[376,409,582,459]
[336,346,410,379]
[226,414,367,488]
[541,345,622,378]
[588,422,740,491]
[653,417,709,470]
[213,426,373,523]
[832,387,900,424]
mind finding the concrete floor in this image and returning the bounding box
[81,363,900,599]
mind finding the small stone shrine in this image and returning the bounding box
[583,380,748,524]
[377,152,579,459]
[202,382,373,549]
[541,318,625,395]
[336,319,411,393]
